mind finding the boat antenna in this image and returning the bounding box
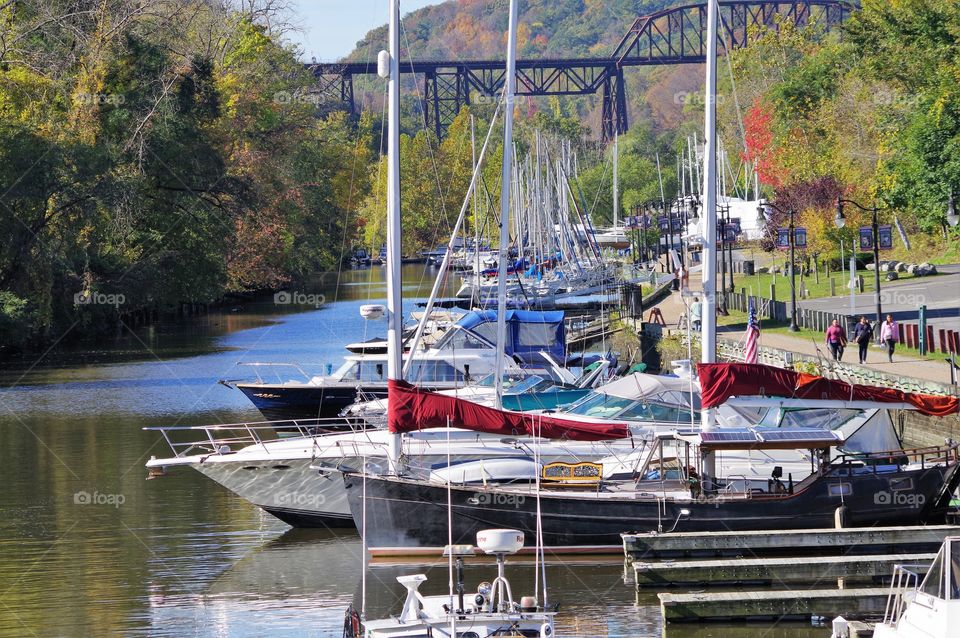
[700,0,720,490]
[494,0,519,408]
[383,0,403,472]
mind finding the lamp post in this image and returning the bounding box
[722,203,735,293]
[758,199,798,332]
[835,197,882,328]
[947,189,958,228]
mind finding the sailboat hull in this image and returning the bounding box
[344,463,959,551]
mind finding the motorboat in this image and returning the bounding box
[222,310,568,421]
[839,535,960,638]
[347,529,556,638]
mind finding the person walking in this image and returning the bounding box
[852,316,874,365]
[825,319,847,362]
[880,314,899,363]
[690,297,702,331]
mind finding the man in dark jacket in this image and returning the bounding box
[853,316,874,364]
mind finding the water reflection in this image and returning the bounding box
[0,265,831,637]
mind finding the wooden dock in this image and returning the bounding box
[659,587,890,623]
[635,552,934,587]
[623,525,960,559]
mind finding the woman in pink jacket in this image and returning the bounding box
[879,314,898,363]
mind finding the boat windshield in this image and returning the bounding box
[565,394,635,418]
[435,325,495,352]
[917,538,960,600]
[565,392,699,423]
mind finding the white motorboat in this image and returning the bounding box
[346,529,556,638]
[834,535,960,638]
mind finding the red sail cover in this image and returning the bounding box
[698,363,960,417]
[387,379,629,441]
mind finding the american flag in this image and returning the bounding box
[744,297,760,364]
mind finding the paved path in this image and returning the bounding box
[643,268,959,386]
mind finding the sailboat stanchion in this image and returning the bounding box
[700,0,719,491]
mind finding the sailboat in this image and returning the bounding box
[343,363,960,552]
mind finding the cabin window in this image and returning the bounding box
[828,482,852,497]
[889,477,914,492]
[517,323,556,348]
[356,362,387,382]
[407,360,463,383]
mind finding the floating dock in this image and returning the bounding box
[658,587,890,623]
[623,525,960,559]
[634,552,934,587]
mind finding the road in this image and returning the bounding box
[796,264,960,331]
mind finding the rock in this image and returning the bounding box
[885,271,899,281]
[880,262,893,272]
[896,262,908,272]
[757,266,770,274]
[907,264,918,275]
[866,263,877,271]
[915,263,937,276]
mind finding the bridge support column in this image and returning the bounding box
[601,68,628,144]
[424,67,469,140]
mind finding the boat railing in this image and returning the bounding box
[882,564,924,626]
[143,417,374,459]
[832,443,960,471]
[232,362,317,384]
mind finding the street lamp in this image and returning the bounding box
[948,190,958,228]
[758,198,799,332]
[836,196,882,329]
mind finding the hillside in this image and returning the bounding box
[342,0,702,136]
[346,1,676,61]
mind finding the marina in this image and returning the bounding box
[3,0,960,636]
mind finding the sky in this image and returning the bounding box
[287,0,443,62]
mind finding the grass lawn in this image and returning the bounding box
[727,268,935,302]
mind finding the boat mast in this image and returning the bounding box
[613,132,619,228]
[385,0,403,471]
[701,0,719,485]
[494,0,519,407]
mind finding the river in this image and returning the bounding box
[0,265,827,637]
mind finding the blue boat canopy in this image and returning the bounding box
[455,310,565,363]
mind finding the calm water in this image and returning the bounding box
[0,266,827,637]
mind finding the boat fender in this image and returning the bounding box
[520,596,537,612]
[540,622,553,637]
[834,504,849,529]
[341,604,362,638]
